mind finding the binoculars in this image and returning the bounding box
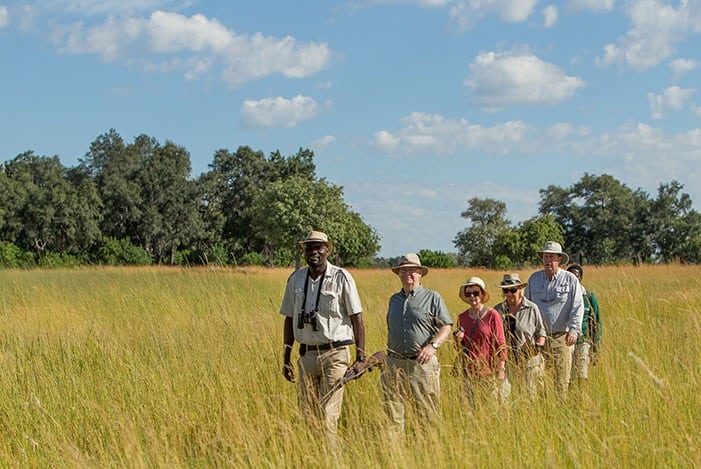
[297,310,320,331]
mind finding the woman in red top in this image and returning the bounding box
[453,276,509,408]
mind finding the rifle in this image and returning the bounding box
[319,350,387,406]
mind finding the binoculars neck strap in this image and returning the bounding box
[303,269,324,314]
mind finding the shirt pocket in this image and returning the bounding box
[293,288,305,313]
[319,289,341,317]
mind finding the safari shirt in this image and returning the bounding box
[494,297,546,353]
[279,262,363,346]
[386,284,453,357]
[524,268,584,336]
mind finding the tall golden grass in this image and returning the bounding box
[0,265,698,467]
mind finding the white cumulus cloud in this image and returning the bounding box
[371,112,528,155]
[648,86,696,119]
[240,95,321,128]
[0,6,9,28]
[596,0,701,71]
[47,10,332,86]
[311,135,337,152]
[449,0,538,30]
[568,0,614,12]
[543,5,558,28]
[669,58,699,78]
[39,0,180,16]
[464,51,585,111]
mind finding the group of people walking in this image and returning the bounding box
[279,231,602,448]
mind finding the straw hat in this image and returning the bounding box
[459,276,490,303]
[391,253,429,276]
[298,230,333,253]
[498,273,528,289]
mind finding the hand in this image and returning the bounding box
[565,331,578,346]
[348,359,367,378]
[282,363,295,383]
[496,368,506,381]
[453,330,465,348]
[416,344,436,365]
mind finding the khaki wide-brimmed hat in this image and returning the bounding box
[537,241,569,265]
[459,276,490,303]
[391,253,429,276]
[298,230,333,253]
[498,273,528,289]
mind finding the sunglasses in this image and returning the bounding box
[503,288,519,294]
[464,290,481,297]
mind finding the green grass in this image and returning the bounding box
[0,265,698,467]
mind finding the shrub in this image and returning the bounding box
[0,241,24,268]
[96,238,153,266]
[37,252,81,268]
[239,252,265,266]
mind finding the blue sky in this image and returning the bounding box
[2,0,701,257]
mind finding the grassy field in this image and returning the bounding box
[0,265,699,467]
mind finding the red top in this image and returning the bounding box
[457,307,508,376]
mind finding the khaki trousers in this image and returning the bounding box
[508,353,545,400]
[297,346,351,445]
[573,342,591,380]
[380,355,441,440]
[546,333,574,398]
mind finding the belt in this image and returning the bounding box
[388,351,418,360]
[300,340,354,354]
[550,331,567,338]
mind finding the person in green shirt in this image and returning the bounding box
[567,264,602,381]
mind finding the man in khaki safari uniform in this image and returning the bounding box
[280,231,366,449]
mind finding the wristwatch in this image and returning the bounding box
[430,342,440,350]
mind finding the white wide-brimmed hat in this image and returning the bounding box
[459,276,490,303]
[537,241,569,265]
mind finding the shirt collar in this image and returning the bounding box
[401,283,424,296]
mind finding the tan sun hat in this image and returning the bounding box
[459,276,490,303]
[298,230,333,253]
[498,273,528,289]
[391,253,429,276]
[537,241,569,265]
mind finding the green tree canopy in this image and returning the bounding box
[454,197,511,267]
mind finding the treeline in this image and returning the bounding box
[0,129,380,268]
[2,130,699,269]
[454,174,701,267]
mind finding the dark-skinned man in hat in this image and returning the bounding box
[280,230,366,450]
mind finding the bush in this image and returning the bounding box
[37,252,81,268]
[239,252,265,266]
[207,244,231,266]
[0,241,25,268]
[418,249,457,269]
[96,238,153,266]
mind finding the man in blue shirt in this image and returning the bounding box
[524,241,583,398]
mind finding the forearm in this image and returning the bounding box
[283,317,294,364]
[350,313,366,360]
[431,324,453,346]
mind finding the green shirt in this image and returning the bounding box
[578,288,602,349]
[386,285,452,357]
